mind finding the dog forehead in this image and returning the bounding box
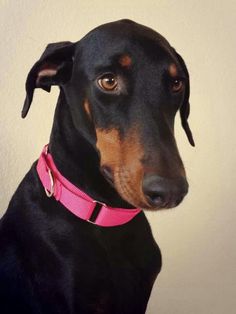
[76,20,174,72]
[80,20,169,53]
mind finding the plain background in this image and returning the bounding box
[1,1,236,313]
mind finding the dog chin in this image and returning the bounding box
[142,206,169,211]
[143,202,183,211]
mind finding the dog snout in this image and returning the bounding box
[142,175,188,209]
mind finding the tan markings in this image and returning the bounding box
[96,128,120,170]
[119,54,132,68]
[169,63,178,77]
[96,127,150,208]
[84,99,92,119]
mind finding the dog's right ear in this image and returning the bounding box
[22,41,75,118]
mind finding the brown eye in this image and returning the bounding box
[171,78,184,93]
[98,74,118,91]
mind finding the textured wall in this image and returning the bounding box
[1,1,236,313]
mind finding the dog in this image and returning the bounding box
[0,19,194,314]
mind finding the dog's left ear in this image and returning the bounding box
[173,50,195,147]
[22,41,75,118]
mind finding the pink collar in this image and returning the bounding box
[36,145,141,227]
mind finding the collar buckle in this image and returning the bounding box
[87,200,106,224]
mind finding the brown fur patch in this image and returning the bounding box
[119,54,132,68]
[169,63,178,77]
[96,127,149,208]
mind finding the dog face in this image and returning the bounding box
[22,20,194,210]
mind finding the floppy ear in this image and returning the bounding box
[22,41,75,118]
[174,50,195,147]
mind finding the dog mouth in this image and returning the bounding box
[100,165,187,210]
[101,165,147,207]
[101,165,152,209]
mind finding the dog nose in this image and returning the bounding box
[142,175,188,208]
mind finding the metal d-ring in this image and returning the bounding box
[45,169,54,198]
[92,200,107,207]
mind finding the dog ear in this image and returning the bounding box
[22,41,75,118]
[173,50,195,146]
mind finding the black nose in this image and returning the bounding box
[142,175,188,208]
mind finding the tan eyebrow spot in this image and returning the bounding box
[119,54,132,68]
[169,63,178,77]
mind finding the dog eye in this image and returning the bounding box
[98,73,118,91]
[171,78,184,93]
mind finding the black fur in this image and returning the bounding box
[0,20,194,313]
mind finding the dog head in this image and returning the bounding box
[22,20,194,210]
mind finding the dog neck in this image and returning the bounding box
[48,91,133,209]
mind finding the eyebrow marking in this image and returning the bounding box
[169,63,178,77]
[119,54,132,68]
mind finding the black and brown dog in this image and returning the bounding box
[0,20,194,313]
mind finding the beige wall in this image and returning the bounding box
[1,1,236,313]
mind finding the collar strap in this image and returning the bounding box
[36,145,141,227]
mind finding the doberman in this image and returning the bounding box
[0,19,194,314]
